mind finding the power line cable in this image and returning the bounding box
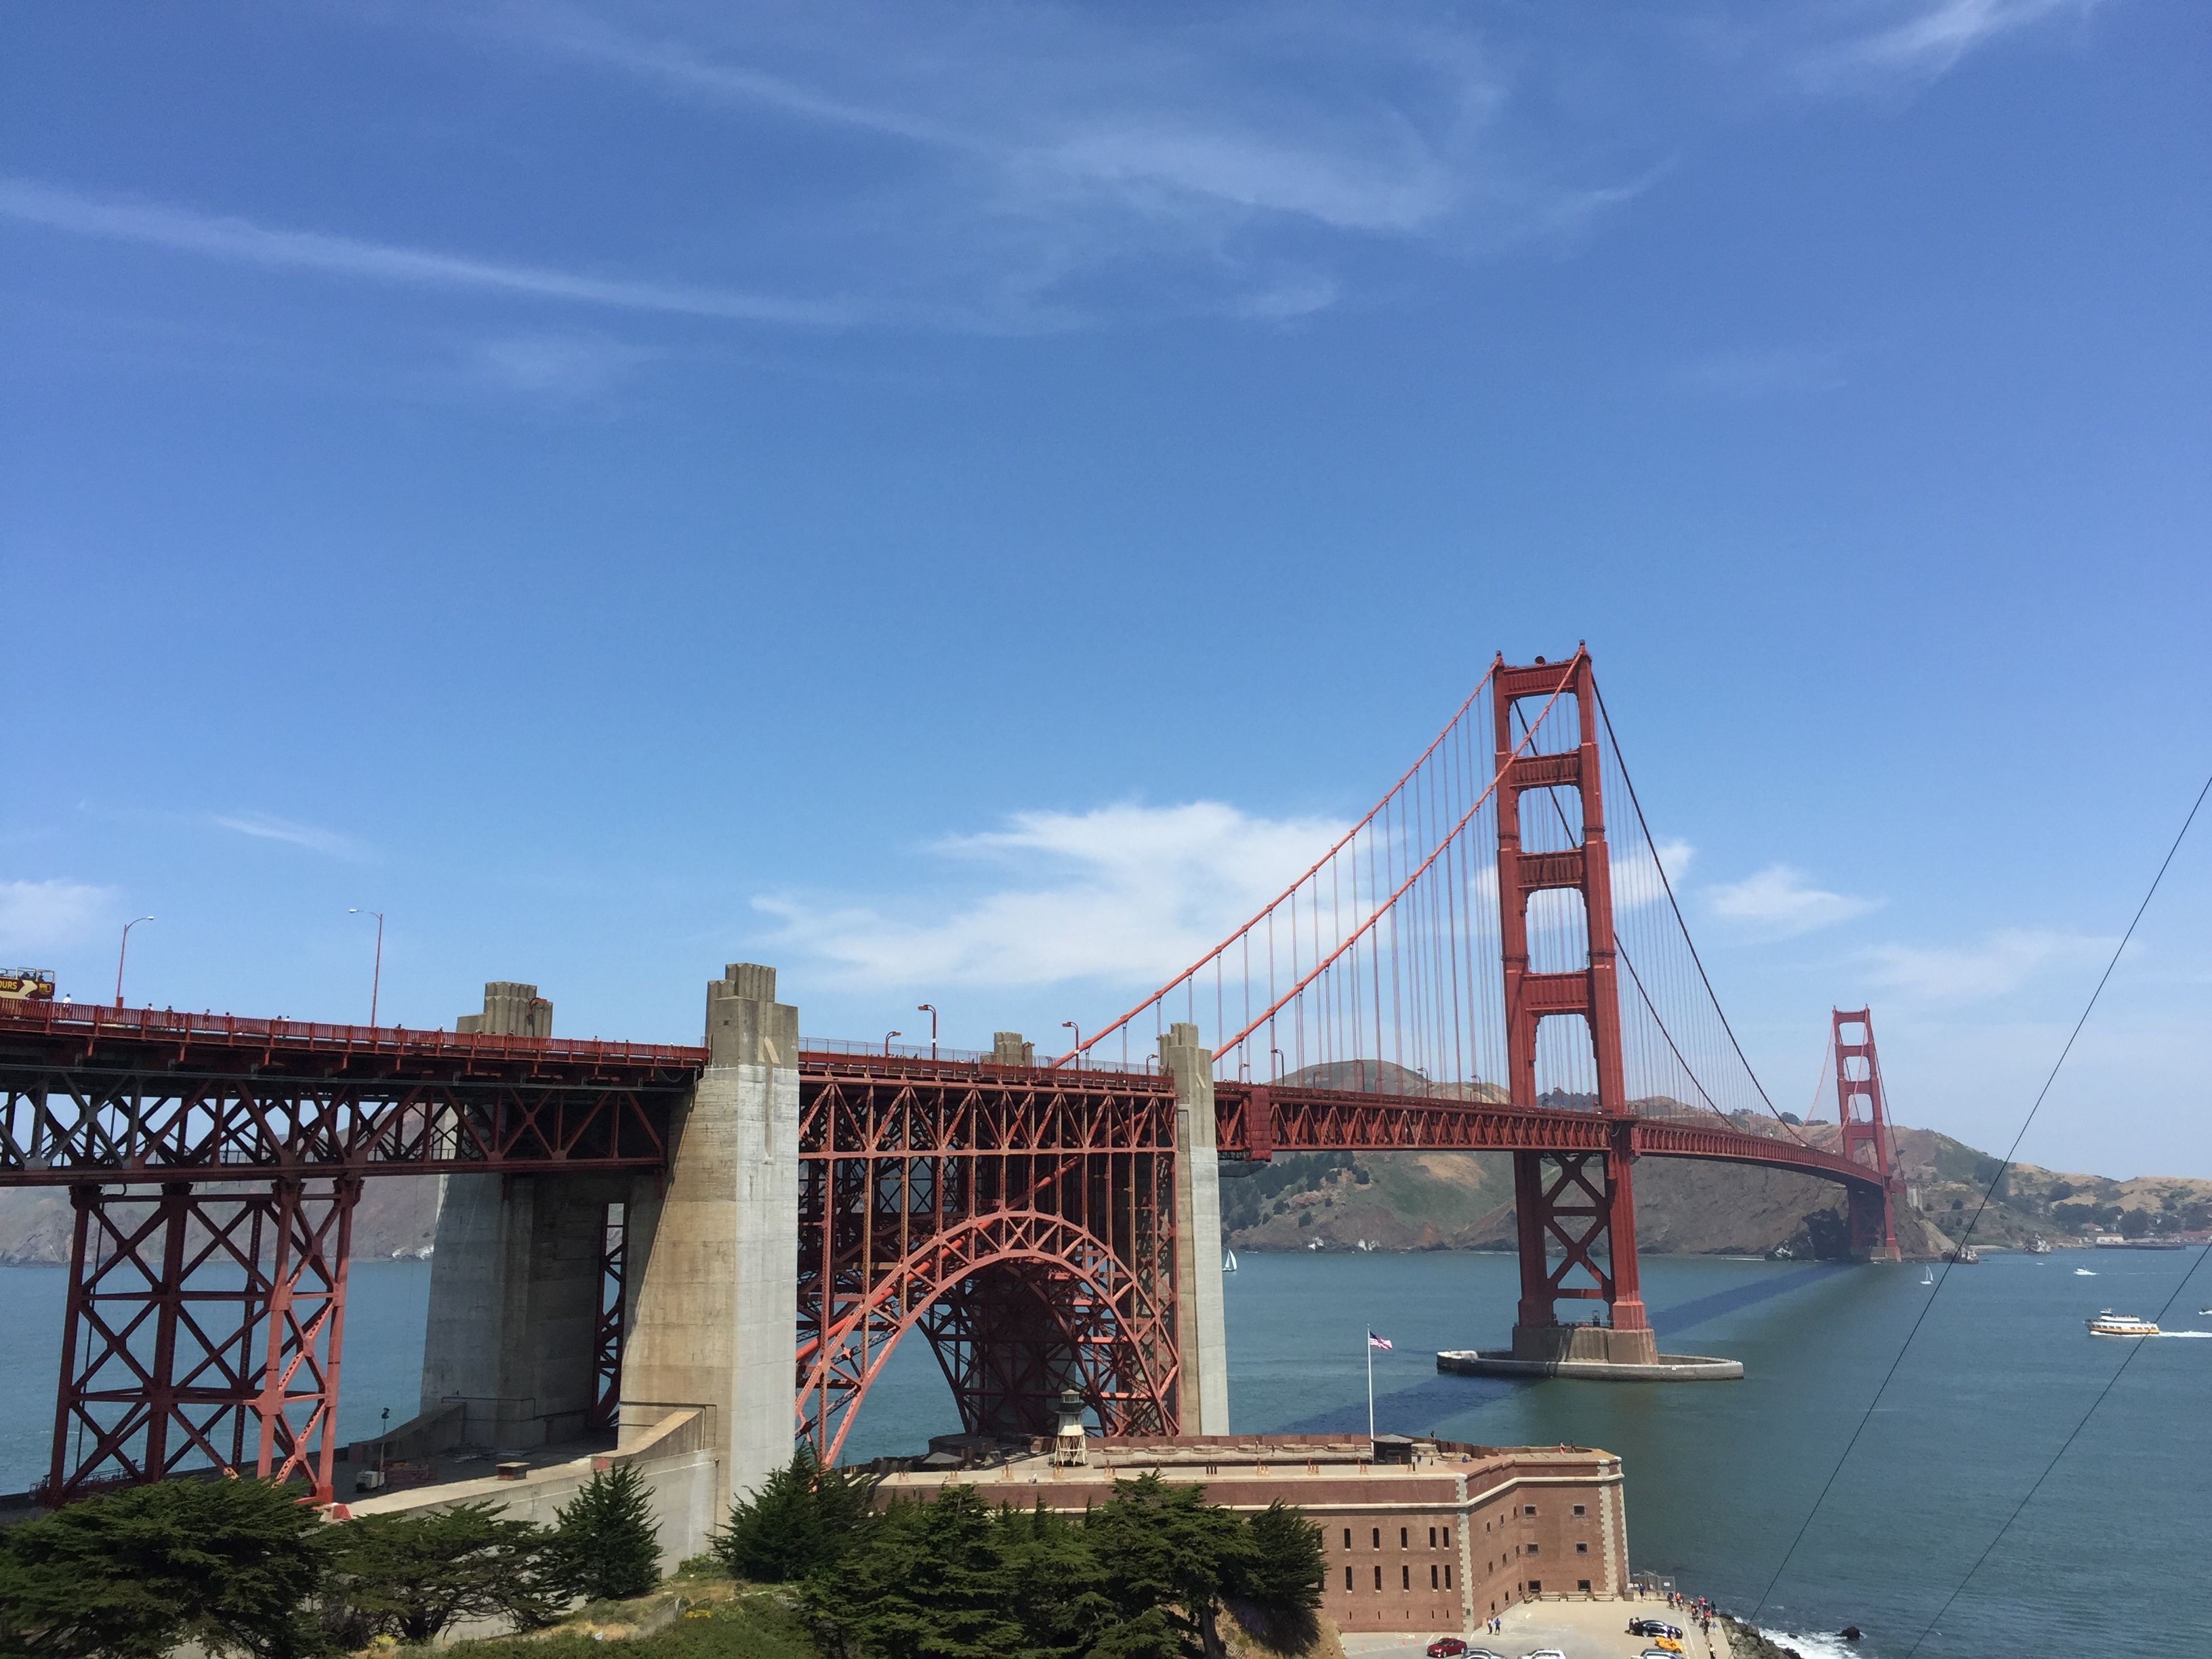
[1750,766,2212,1622]
[1903,1242,2209,1654]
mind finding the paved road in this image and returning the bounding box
[1339,1596,1728,1659]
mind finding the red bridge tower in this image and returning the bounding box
[1831,1008,1902,1261]
[1495,652,1658,1366]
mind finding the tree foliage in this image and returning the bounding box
[0,1477,331,1659]
[323,1500,561,1643]
[714,1448,879,1583]
[554,1463,661,1603]
[804,1473,1328,1659]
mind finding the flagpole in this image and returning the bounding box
[1366,1332,1376,1454]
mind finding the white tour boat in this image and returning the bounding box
[2085,1310,2158,1338]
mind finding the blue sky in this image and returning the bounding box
[3,1,2206,1178]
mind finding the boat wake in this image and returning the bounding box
[2154,1330,2212,1339]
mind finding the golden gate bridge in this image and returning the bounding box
[0,649,1902,1505]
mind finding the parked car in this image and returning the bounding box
[1629,1619,1686,1639]
[1425,1642,1467,1658]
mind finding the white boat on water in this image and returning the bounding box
[1223,1249,1239,1273]
[2087,1310,2158,1338]
[1920,1269,1935,1286]
[2073,1267,2097,1277]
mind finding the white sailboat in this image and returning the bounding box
[1223,1248,1239,1273]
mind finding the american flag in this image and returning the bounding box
[1367,1332,1393,1350]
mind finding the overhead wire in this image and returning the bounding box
[1903,1242,2208,1654]
[1750,765,2212,1626]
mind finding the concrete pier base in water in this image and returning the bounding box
[1437,1347,1744,1381]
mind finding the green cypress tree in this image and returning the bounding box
[0,1477,331,1659]
[715,1448,878,1582]
[554,1462,662,1603]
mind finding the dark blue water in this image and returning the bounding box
[5,1250,2204,1656]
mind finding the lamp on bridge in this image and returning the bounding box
[1061,1019,1079,1062]
[348,908,386,1027]
[917,1002,937,1059]
[112,915,153,1008]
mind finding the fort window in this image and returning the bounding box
[1431,1565,1439,1589]
[1429,1526,1437,1547]
[1343,1528,1351,1549]
[1372,1528,1381,1549]
[1446,1565,1453,1589]
[1443,1526,1452,1546]
[1527,1543,1539,1555]
[1576,1542,1589,1554]
[1401,1565,1410,1590]
[1373,1565,1382,1590]
[1528,1579,1541,1593]
[1343,1568,1352,1590]
[1399,1527,1408,1548]
[1523,1503,1537,1515]
[1578,1579,1592,1593]
[1573,1504,1586,1515]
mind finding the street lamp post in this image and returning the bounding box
[113,916,154,1008]
[348,909,386,1027]
[1061,1021,1080,1065]
[917,1003,938,1060]
[884,1029,901,1057]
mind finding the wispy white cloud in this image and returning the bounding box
[0,878,119,951]
[1706,863,1877,937]
[1865,926,2112,1002]
[209,811,370,861]
[0,177,840,326]
[459,331,656,398]
[1814,0,2097,85]
[760,801,1348,989]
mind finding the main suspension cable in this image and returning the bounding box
[1590,682,1809,1145]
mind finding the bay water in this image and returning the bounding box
[3,1247,2204,1657]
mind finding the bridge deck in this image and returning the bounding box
[0,1008,1879,1191]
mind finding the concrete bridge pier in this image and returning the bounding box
[619,964,800,1510]
[419,983,631,1448]
[1161,1022,1229,1433]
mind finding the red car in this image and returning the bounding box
[1425,1641,1467,1658]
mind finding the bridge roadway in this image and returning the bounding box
[0,1001,1876,1193]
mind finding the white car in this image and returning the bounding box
[1521,1650,1568,1659]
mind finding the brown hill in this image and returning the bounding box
[2,1115,2203,1267]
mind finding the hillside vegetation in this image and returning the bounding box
[2,1118,2205,1267]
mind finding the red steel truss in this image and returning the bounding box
[0,1002,692,1187]
[795,1056,1180,1463]
[589,1201,629,1432]
[1832,1008,1902,1261]
[49,1177,359,1503]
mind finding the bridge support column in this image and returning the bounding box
[421,983,630,1449]
[1834,1008,1903,1262]
[621,964,799,1506]
[1161,1023,1229,1433]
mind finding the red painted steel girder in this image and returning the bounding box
[49,1178,358,1503]
[0,1000,705,1080]
[1,1002,693,1186]
[796,1064,1179,1462]
[1214,1078,1883,1191]
[1,1067,674,1185]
